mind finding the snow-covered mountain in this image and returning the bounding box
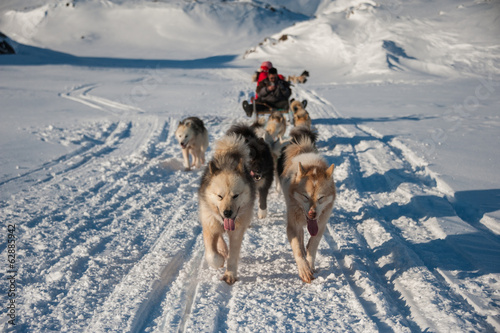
[0,0,499,332]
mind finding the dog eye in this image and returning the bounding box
[233,194,239,199]
[217,195,223,201]
[318,196,325,203]
[301,193,309,200]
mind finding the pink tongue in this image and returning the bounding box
[307,218,318,236]
[224,218,235,231]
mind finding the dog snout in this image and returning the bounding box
[223,210,233,218]
[308,209,316,219]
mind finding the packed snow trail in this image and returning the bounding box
[1,76,498,332]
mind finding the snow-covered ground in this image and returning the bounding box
[1,0,499,332]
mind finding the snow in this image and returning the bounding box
[0,0,499,332]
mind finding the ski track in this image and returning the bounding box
[1,81,499,332]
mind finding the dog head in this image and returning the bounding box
[292,162,336,236]
[175,120,194,149]
[247,137,273,182]
[206,159,254,231]
[290,100,304,115]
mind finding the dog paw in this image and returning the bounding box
[297,262,315,283]
[222,271,237,285]
[258,208,267,219]
[206,252,225,269]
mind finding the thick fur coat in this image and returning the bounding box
[278,127,336,283]
[290,100,312,129]
[175,117,209,170]
[198,134,256,284]
[226,124,274,219]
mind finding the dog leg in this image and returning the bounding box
[223,226,246,285]
[189,148,197,169]
[181,148,190,170]
[257,186,269,219]
[195,148,203,168]
[217,234,228,259]
[287,215,314,283]
[191,150,199,169]
[305,222,327,272]
[203,227,225,269]
[200,150,206,166]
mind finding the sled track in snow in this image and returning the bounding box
[1,82,498,332]
[297,85,497,331]
[0,114,190,331]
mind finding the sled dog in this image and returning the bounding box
[227,124,274,219]
[266,111,287,140]
[287,70,309,84]
[278,127,336,283]
[290,100,312,129]
[198,134,256,284]
[175,117,209,170]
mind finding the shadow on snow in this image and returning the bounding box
[0,42,239,69]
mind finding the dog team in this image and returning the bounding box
[175,91,334,286]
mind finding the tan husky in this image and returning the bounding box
[278,127,336,283]
[266,111,287,139]
[290,100,311,129]
[198,134,256,284]
[175,117,209,170]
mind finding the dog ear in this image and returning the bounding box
[326,164,335,178]
[297,162,306,179]
[209,161,219,174]
[237,157,245,174]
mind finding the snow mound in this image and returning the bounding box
[0,0,308,59]
[244,0,500,82]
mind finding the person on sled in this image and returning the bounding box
[243,67,291,117]
[253,61,273,86]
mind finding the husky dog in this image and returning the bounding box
[278,127,336,283]
[266,111,287,140]
[287,70,309,84]
[175,117,209,170]
[227,124,274,219]
[251,120,288,192]
[198,134,256,285]
[290,100,312,129]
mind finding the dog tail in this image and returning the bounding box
[289,126,317,145]
[226,123,258,141]
[277,128,317,177]
[213,134,250,170]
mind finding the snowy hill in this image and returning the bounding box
[0,0,499,332]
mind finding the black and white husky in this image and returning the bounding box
[226,124,274,219]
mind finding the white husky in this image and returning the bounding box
[175,117,209,170]
[198,134,256,284]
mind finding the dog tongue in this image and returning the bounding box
[224,218,235,231]
[307,218,318,236]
